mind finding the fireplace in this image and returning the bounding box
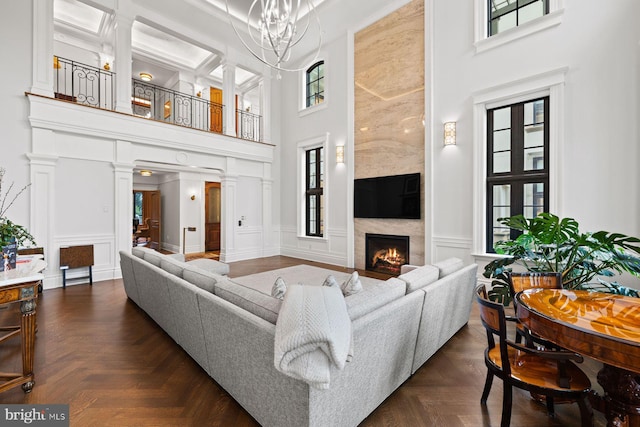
[365,233,409,275]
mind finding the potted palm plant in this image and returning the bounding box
[0,167,36,248]
[484,213,640,304]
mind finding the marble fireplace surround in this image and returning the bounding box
[353,0,425,271]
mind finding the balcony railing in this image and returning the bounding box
[53,56,115,110]
[51,58,264,142]
[236,109,262,143]
[131,80,224,134]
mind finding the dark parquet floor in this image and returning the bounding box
[0,256,607,426]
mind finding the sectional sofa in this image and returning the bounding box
[119,247,478,427]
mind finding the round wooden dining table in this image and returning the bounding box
[516,288,640,427]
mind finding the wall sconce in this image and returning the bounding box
[139,170,152,177]
[190,193,196,201]
[336,145,345,164]
[139,72,153,82]
[182,227,197,254]
[444,122,456,146]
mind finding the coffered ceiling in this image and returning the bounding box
[53,0,410,88]
[53,0,262,89]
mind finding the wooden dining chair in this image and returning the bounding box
[476,284,593,427]
[508,272,562,346]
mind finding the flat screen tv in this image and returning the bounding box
[354,173,420,219]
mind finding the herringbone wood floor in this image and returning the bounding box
[0,256,607,426]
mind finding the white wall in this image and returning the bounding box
[278,34,352,266]
[431,1,640,284]
[1,1,33,233]
[159,175,180,251]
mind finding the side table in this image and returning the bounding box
[0,258,46,394]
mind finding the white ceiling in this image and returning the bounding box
[53,0,263,89]
[53,0,409,88]
[203,0,328,29]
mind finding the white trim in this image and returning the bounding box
[472,67,567,255]
[296,133,330,240]
[474,0,564,54]
[425,0,434,265]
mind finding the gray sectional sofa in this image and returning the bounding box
[119,247,478,427]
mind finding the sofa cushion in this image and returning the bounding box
[345,278,406,320]
[160,256,186,278]
[131,246,154,259]
[182,265,219,293]
[398,264,439,293]
[433,257,464,278]
[186,258,230,275]
[143,250,164,267]
[214,278,282,324]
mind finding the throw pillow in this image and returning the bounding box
[341,271,362,296]
[272,277,287,300]
[323,275,338,288]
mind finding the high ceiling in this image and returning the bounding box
[53,0,263,89]
[53,0,405,88]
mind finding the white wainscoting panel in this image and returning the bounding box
[280,226,349,267]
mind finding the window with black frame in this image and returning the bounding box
[486,97,549,252]
[305,61,324,108]
[305,147,324,237]
[489,0,549,36]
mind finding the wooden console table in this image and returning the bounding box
[0,258,46,394]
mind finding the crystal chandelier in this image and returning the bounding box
[225,0,322,73]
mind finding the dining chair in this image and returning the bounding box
[508,272,562,346]
[476,284,593,427]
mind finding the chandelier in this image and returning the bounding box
[225,0,322,73]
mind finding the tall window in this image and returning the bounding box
[305,61,324,107]
[486,97,549,252]
[489,0,548,36]
[305,147,324,237]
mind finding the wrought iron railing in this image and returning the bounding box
[51,57,264,142]
[53,56,115,110]
[131,80,224,134]
[236,109,262,143]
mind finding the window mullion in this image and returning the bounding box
[511,103,525,175]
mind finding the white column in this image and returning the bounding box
[260,68,272,143]
[31,0,54,97]
[114,13,133,114]
[219,174,237,263]
[262,175,274,255]
[222,62,237,137]
[27,137,58,289]
[113,162,134,263]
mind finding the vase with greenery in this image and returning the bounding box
[0,167,36,248]
[483,212,640,304]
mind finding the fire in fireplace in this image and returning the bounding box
[365,233,409,275]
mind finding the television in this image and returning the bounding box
[354,173,421,219]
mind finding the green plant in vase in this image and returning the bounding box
[484,213,640,304]
[0,167,36,248]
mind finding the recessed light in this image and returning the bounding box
[139,73,152,82]
[140,170,152,177]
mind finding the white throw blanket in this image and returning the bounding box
[274,284,352,389]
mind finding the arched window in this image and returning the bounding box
[305,61,324,107]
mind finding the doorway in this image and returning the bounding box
[204,182,221,251]
[133,190,162,250]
